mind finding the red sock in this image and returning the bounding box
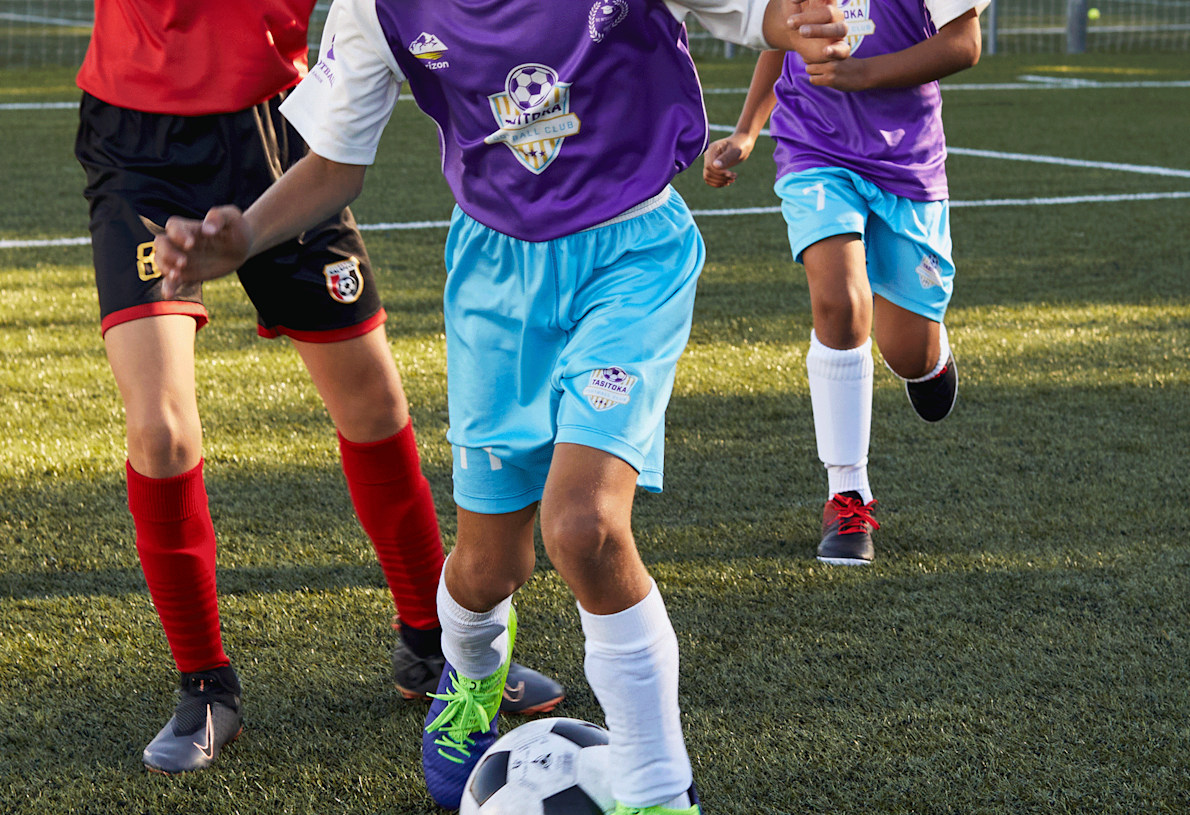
[339,423,444,631]
[126,459,229,674]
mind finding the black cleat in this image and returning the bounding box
[143,665,243,774]
[817,491,879,566]
[906,352,958,422]
[392,620,564,715]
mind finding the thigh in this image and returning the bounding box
[76,93,215,332]
[554,189,704,493]
[865,195,954,323]
[775,167,868,264]
[443,209,561,514]
[292,325,409,442]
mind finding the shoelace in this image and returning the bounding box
[425,673,494,763]
[831,494,880,535]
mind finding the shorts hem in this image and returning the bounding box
[555,426,647,475]
[452,486,544,515]
[870,284,948,323]
[789,224,862,264]
[257,309,386,342]
[100,302,208,337]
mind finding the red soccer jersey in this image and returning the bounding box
[77,0,316,115]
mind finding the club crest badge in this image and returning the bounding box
[588,0,629,42]
[583,366,638,411]
[839,0,875,53]
[916,253,945,290]
[485,63,582,175]
[323,257,364,304]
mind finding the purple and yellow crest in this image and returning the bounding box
[485,63,582,175]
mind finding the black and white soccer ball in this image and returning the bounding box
[507,64,557,111]
[460,717,614,815]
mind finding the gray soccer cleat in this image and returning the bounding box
[142,665,243,774]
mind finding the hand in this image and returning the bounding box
[154,206,253,299]
[788,0,851,64]
[804,56,870,91]
[703,134,756,188]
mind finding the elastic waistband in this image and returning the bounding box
[584,186,673,232]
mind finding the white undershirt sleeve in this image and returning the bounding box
[664,0,771,51]
[280,0,406,166]
[924,0,989,29]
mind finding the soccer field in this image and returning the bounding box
[2,52,1188,814]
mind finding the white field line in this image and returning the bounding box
[8,77,1190,112]
[4,191,1189,250]
[0,12,89,26]
[705,124,1190,179]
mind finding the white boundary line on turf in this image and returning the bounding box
[4,191,1189,250]
[8,77,1190,112]
[705,124,1190,178]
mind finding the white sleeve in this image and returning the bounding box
[663,0,771,51]
[924,0,989,29]
[280,0,406,166]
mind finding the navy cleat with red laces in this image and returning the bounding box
[817,491,879,566]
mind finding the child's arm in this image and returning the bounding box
[804,8,982,92]
[703,49,784,188]
[156,153,366,297]
[762,0,852,63]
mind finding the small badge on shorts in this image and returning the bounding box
[323,257,364,304]
[583,366,637,411]
[916,253,944,289]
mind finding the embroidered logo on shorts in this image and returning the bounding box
[323,257,363,304]
[583,366,637,411]
[916,253,944,289]
[588,1,629,42]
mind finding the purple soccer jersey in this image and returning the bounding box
[770,0,954,201]
[374,0,711,241]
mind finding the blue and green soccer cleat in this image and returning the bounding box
[421,606,517,809]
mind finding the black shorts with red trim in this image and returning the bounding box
[75,91,385,341]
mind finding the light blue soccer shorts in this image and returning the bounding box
[775,166,955,321]
[443,187,704,515]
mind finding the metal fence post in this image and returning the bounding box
[986,0,997,55]
[1067,0,1089,53]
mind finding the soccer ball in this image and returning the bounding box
[460,718,614,815]
[507,64,557,111]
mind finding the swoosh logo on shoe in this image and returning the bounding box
[192,705,215,761]
[503,680,525,703]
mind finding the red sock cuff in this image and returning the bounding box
[126,459,209,523]
[338,422,422,485]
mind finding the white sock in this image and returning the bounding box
[903,322,951,383]
[807,331,873,503]
[437,563,511,681]
[579,581,691,808]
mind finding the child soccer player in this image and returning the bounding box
[153,0,848,810]
[76,0,561,776]
[704,0,986,565]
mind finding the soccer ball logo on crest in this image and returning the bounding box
[506,64,557,111]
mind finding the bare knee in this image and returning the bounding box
[125,411,202,476]
[541,506,632,581]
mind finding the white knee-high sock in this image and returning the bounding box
[436,563,511,681]
[580,581,691,808]
[807,331,874,503]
